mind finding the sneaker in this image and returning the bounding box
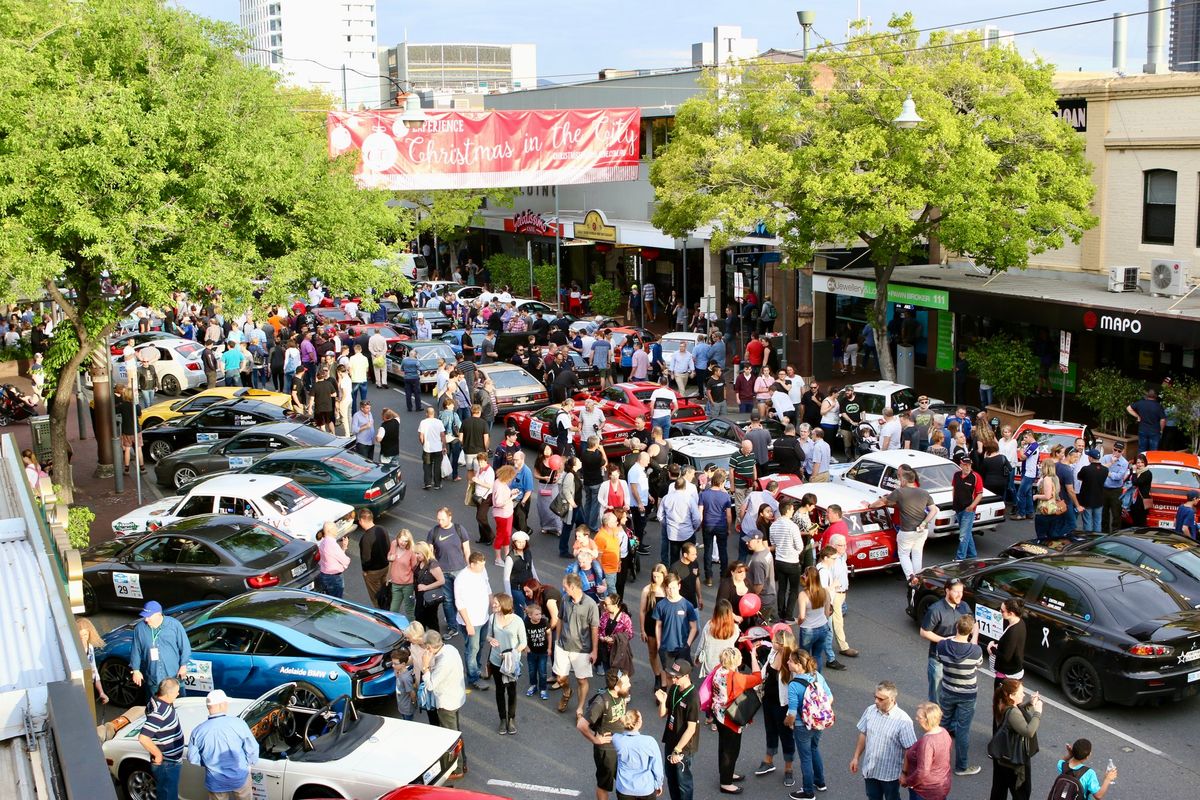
[498,721,508,734]
[540,690,549,700]
[754,762,776,776]
[783,770,795,787]
[826,660,847,671]
[445,629,459,640]
[955,766,983,776]
[506,719,516,735]
[789,792,815,800]
[815,785,827,793]
[471,680,490,691]
[525,686,537,697]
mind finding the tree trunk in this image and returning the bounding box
[873,260,897,383]
[47,341,94,504]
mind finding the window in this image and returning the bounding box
[846,459,886,488]
[189,624,260,654]
[217,496,257,517]
[223,434,279,454]
[218,525,288,562]
[978,566,1039,598]
[176,539,220,566]
[177,495,215,517]
[1143,169,1177,244]
[131,537,177,564]
[1036,577,1093,621]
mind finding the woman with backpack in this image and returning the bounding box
[989,678,1043,800]
[784,648,834,799]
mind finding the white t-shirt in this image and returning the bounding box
[649,387,676,419]
[418,417,446,453]
[771,390,795,415]
[580,408,606,439]
[453,568,493,628]
[580,335,596,359]
[787,376,805,405]
[308,287,324,306]
[998,437,1018,469]
[880,419,902,450]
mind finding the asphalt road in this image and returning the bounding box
[92,380,1198,800]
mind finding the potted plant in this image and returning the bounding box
[1078,366,1141,455]
[1162,378,1200,454]
[964,335,1040,431]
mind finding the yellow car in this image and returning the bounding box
[139,387,292,428]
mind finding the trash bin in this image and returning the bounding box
[30,414,52,465]
[896,345,915,388]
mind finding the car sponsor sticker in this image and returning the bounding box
[183,659,215,692]
[530,420,543,440]
[1178,648,1200,665]
[250,772,267,800]
[196,432,219,443]
[278,665,340,681]
[113,572,143,600]
[975,605,1004,640]
[228,456,255,469]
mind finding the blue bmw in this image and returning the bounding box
[96,589,408,709]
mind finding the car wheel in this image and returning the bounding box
[99,658,140,708]
[172,466,198,488]
[0,413,11,427]
[293,786,343,800]
[141,417,163,429]
[914,593,937,627]
[159,374,182,395]
[122,761,157,800]
[1060,655,1104,709]
[148,440,172,463]
[82,581,98,615]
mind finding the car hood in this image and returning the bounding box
[922,557,1007,583]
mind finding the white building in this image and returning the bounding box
[380,41,537,110]
[238,0,380,110]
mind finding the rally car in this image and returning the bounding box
[664,435,740,474]
[506,405,636,457]
[139,386,292,429]
[1132,451,1200,530]
[112,474,356,541]
[476,363,549,413]
[672,415,783,470]
[141,399,308,463]
[831,449,1007,537]
[311,305,358,329]
[238,447,406,517]
[392,308,454,337]
[347,323,409,347]
[778,481,899,574]
[849,380,939,433]
[1012,418,1095,486]
[102,683,462,800]
[586,382,707,426]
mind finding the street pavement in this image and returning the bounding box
[82,379,1198,800]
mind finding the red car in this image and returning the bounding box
[581,382,707,426]
[767,480,899,574]
[1012,418,1094,486]
[311,306,358,328]
[348,323,409,345]
[506,405,636,457]
[380,787,512,800]
[1127,451,1200,529]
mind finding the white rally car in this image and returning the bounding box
[829,449,1006,537]
[103,683,462,800]
[112,475,355,541]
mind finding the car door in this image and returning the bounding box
[971,565,1043,648]
[1026,575,1095,673]
[218,433,286,470]
[185,623,261,696]
[191,408,236,445]
[171,537,227,598]
[104,535,179,609]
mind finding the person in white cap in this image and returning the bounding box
[186,690,258,799]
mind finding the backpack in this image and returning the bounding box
[252,348,267,368]
[764,303,778,321]
[1046,764,1089,800]
[792,676,836,731]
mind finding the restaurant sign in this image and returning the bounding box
[505,210,563,237]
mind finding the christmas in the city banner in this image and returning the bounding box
[327,108,641,190]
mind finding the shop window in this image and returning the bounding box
[1142,169,1176,245]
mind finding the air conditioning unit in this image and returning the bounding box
[1149,258,1189,297]
[1107,265,1139,293]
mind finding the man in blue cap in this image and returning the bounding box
[129,600,191,700]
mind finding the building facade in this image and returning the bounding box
[1171,0,1200,72]
[238,0,379,109]
[380,42,537,110]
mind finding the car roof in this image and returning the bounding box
[258,447,347,462]
[1017,419,1087,432]
[478,363,528,373]
[138,514,263,539]
[851,380,913,394]
[1028,551,1177,583]
[854,450,954,468]
[188,474,292,493]
[667,436,740,457]
[781,482,878,507]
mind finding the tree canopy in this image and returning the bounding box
[650,13,1097,380]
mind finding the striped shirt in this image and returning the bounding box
[141,697,185,762]
[936,638,984,696]
[729,452,757,489]
[856,704,918,782]
[768,516,805,564]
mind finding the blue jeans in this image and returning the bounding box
[352,381,368,413]
[1016,476,1036,517]
[316,572,344,598]
[739,402,753,413]
[445,440,463,481]
[909,791,929,800]
[1057,504,1077,538]
[1034,513,1056,542]
[652,415,671,439]
[441,570,462,636]
[865,778,901,800]
[955,510,977,560]
[1081,506,1103,533]
[793,726,825,795]
[979,386,994,407]
[927,655,942,704]
[252,367,268,389]
[527,652,548,691]
[666,753,694,800]
[582,484,602,531]
[463,627,482,684]
[151,760,181,800]
[1139,431,1161,454]
[800,624,831,672]
[939,691,977,771]
[702,528,728,581]
[284,370,296,394]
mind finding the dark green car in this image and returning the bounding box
[240,447,407,516]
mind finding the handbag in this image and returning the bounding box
[987,711,1029,769]
[417,681,437,711]
[725,685,763,728]
[550,488,570,519]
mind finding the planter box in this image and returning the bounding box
[1093,431,1139,459]
[0,359,30,380]
[986,405,1036,432]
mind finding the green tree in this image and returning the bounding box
[964,335,1039,413]
[589,279,622,317]
[0,0,408,499]
[650,14,1096,383]
[1078,366,1143,435]
[1162,378,1200,453]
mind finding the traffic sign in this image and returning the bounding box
[1058,330,1071,373]
[734,272,744,301]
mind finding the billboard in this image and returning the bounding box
[327,108,641,190]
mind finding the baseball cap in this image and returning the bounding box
[205,689,229,706]
[747,531,766,541]
[1188,490,1200,501]
[139,600,163,618]
[663,660,693,678]
[1113,441,1126,451]
[505,427,518,437]
[956,454,972,464]
[1085,448,1101,459]
[946,577,964,588]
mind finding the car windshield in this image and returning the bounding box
[1149,466,1200,490]
[219,525,289,562]
[1030,431,1078,453]
[1166,547,1200,582]
[1099,574,1188,628]
[323,455,371,478]
[409,344,454,368]
[913,463,960,491]
[261,482,316,514]
[221,594,400,649]
[489,370,537,390]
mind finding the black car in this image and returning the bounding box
[673,415,785,441]
[239,447,406,517]
[81,515,318,613]
[391,308,453,336]
[908,553,1200,708]
[154,422,354,489]
[1003,528,1200,606]
[142,399,309,463]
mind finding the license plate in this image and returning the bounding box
[1189,671,1200,683]
[868,547,889,560]
[392,493,402,505]
[291,564,306,578]
[516,396,529,403]
[1159,520,1175,529]
[423,766,438,784]
[302,582,314,591]
[384,480,395,490]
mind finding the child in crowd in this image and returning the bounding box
[524,603,552,700]
[391,647,416,721]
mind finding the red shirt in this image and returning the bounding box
[746,339,766,366]
[821,519,849,547]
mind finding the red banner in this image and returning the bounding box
[327,108,641,190]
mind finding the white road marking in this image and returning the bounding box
[487,779,580,797]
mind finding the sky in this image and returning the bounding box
[177,0,1155,83]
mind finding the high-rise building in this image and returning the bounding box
[238,0,380,109]
[1172,0,1200,71]
[379,42,537,109]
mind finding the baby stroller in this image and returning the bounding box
[852,422,880,457]
[0,384,38,427]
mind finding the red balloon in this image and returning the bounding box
[547,455,564,471]
[739,593,762,618]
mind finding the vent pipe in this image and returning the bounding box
[1145,0,1169,74]
[1113,12,1128,73]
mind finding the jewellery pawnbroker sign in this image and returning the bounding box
[327,108,641,190]
[812,274,950,311]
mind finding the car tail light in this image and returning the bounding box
[1127,643,1174,657]
[364,486,382,501]
[185,362,201,371]
[339,653,384,676]
[246,572,280,589]
[535,392,548,401]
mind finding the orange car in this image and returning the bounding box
[1135,451,1200,530]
